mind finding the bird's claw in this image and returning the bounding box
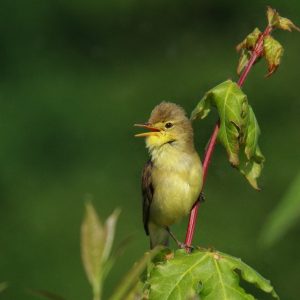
[177,242,194,251]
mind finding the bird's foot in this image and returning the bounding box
[166,227,195,251]
[177,242,194,251]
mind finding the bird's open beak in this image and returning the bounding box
[134,123,160,137]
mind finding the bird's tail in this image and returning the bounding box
[148,222,169,249]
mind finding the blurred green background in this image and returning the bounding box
[0,0,299,299]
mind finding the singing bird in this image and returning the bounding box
[135,102,203,248]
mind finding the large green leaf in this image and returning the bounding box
[260,171,300,247]
[191,80,264,189]
[147,249,279,300]
[191,80,248,166]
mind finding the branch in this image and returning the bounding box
[184,25,273,248]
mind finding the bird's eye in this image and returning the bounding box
[165,122,173,129]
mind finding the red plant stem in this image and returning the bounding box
[184,25,273,248]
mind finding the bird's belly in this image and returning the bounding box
[150,172,201,227]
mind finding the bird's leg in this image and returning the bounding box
[166,227,194,250]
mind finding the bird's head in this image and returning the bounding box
[135,102,194,151]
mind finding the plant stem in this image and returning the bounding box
[93,278,102,300]
[184,25,273,248]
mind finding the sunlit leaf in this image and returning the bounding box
[238,107,265,189]
[237,49,251,75]
[191,80,264,189]
[102,209,120,263]
[266,6,280,27]
[109,246,162,300]
[277,17,300,32]
[239,145,264,190]
[81,202,105,289]
[236,27,261,52]
[147,249,279,300]
[236,28,261,75]
[28,289,66,300]
[267,6,300,32]
[263,36,284,77]
[260,172,300,247]
[191,80,248,166]
[81,202,120,300]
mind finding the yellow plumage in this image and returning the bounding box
[135,102,203,248]
[150,144,202,226]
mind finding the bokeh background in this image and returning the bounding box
[0,1,299,299]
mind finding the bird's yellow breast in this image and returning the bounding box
[149,143,202,227]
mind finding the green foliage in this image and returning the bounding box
[145,248,279,300]
[260,172,300,247]
[266,6,300,32]
[191,80,264,189]
[2,5,299,300]
[236,28,262,52]
[236,28,261,75]
[80,202,160,300]
[236,6,299,77]
[81,202,120,300]
[79,206,279,300]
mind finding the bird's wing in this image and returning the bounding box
[141,160,154,235]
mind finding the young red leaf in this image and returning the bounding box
[236,27,262,52]
[267,6,300,32]
[263,36,284,76]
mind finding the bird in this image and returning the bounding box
[135,102,203,249]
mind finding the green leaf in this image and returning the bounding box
[81,202,120,300]
[236,28,261,75]
[263,36,284,77]
[191,80,264,189]
[81,202,105,296]
[238,146,264,191]
[267,6,300,32]
[147,249,279,300]
[236,28,261,52]
[260,172,300,247]
[0,282,8,293]
[109,246,162,300]
[238,107,265,190]
[266,6,280,27]
[27,289,67,300]
[102,209,121,263]
[191,80,248,166]
[236,49,251,76]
